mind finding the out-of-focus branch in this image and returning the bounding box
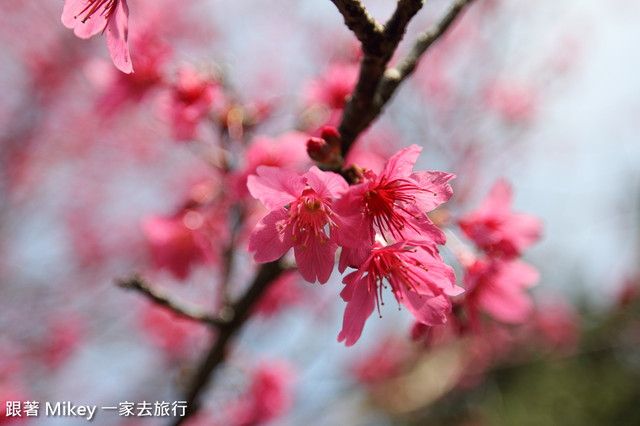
[381,0,474,99]
[334,0,474,156]
[171,260,284,426]
[117,275,227,327]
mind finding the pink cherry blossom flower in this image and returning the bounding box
[304,62,359,110]
[464,256,539,328]
[485,81,537,123]
[62,0,133,73]
[140,303,207,359]
[336,145,455,270]
[227,361,294,426]
[141,211,216,280]
[235,131,311,196]
[458,179,542,258]
[338,239,463,346]
[164,65,220,141]
[247,166,352,284]
[253,270,303,318]
[352,336,408,385]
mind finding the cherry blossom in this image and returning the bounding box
[338,238,462,346]
[141,211,216,280]
[336,145,455,270]
[227,361,295,426]
[247,166,353,284]
[464,257,539,328]
[62,0,133,73]
[164,65,220,141]
[458,179,542,258]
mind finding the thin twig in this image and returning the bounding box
[117,276,227,327]
[381,0,474,98]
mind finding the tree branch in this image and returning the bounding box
[381,0,474,98]
[329,0,384,51]
[117,275,228,327]
[335,0,474,156]
[336,0,423,154]
[384,0,424,47]
[171,260,284,426]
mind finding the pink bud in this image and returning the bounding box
[306,136,332,163]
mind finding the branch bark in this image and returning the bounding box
[329,0,384,49]
[333,0,474,156]
[117,276,227,327]
[171,260,284,426]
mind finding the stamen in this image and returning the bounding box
[75,0,116,24]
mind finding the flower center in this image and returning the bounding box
[367,246,430,314]
[286,188,336,249]
[364,177,420,238]
[75,0,117,24]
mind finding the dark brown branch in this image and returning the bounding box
[336,0,474,156]
[384,0,424,47]
[329,0,384,50]
[336,0,423,154]
[171,260,284,426]
[117,276,227,327]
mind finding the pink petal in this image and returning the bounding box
[248,166,305,210]
[401,213,446,245]
[105,0,133,73]
[410,170,455,212]
[293,238,337,284]
[478,179,512,216]
[338,243,372,273]
[398,285,450,326]
[304,166,347,199]
[477,283,533,323]
[62,0,108,39]
[248,210,293,263]
[337,277,376,346]
[505,213,543,253]
[333,208,371,249]
[500,260,540,290]
[380,145,421,180]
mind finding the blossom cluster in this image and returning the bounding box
[247,144,462,346]
[458,179,543,329]
[412,179,544,346]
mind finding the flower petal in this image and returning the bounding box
[380,144,421,180]
[293,237,337,284]
[105,0,133,73]
[248,166,305,210]
[337,276,376,346]
[248,210,293,263]
[62,0,108,39]
[410,170,455,212]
